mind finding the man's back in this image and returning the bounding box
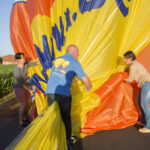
[46,53,86,96]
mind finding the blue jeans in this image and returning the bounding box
[141,82,150,129]
[137,89,146,124]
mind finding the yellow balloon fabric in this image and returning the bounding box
[6,102,67,150]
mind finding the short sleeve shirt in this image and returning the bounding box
[46,53,87,96]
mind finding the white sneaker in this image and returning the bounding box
[139,127,150,133]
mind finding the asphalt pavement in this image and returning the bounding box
[1,113,150,150]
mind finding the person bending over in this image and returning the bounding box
[46,44,92,144]
[124,51,150,133]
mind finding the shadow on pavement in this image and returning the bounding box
[0,115,22,150]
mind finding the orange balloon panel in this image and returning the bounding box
[27,0,55,22]
[81,72,139,135]
[10,2,38,61]
[137,43,150,73]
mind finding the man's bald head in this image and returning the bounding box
[66,44,78,52]
[66,44,79,59]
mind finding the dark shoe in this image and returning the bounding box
[23,119,31,124]
[19,122,29,129]
[136,121,145,127]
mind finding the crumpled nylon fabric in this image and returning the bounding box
[6,102,67,150]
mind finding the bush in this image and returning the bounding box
[0,65,15,98]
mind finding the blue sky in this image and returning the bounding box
[0,1,14,57]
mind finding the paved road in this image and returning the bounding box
[1,112,150,150]
[0,114,21,150]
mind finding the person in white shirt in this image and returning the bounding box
[124,51,150,133]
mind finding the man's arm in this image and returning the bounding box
[74,61,92,91]
[82,76,92,91]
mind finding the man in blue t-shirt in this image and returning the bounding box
[46,44,92,144]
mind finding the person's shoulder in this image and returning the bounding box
[73,59,82,68]
[129,61,136,70]
[74,59,80,64]
[131,60,138,66]
[131,60,145,70]
[133,60,144,67]
[134,60,140,64]
[60,53,74,62]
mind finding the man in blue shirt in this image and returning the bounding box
[46,44,92,144]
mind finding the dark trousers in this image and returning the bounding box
[47,94,72,143]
